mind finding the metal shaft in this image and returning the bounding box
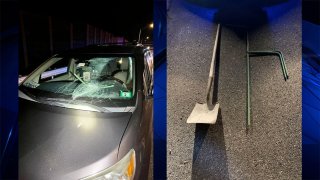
[246,33,251,128]
[206,24,221,109]
[246,35,289,129]
[248,51,289,80]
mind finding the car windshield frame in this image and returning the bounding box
[19,53,138,109]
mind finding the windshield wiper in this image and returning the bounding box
[18,89,38,102]
[42,98,111,113]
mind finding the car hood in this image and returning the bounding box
[19,98,132,180]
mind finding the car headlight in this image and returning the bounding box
[81,149,136,180]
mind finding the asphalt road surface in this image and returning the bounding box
[167,0,301,179]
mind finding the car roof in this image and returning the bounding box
[58,44,149,56]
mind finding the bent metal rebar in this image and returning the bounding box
[246,32,289,129]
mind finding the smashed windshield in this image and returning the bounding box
[21,54,136,109]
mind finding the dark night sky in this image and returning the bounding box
[20,0,153,41]
[302,0,320,25]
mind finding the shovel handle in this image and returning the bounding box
[206,24,221,108]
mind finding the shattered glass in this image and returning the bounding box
[21,54,135,109]
[70,81,126,100]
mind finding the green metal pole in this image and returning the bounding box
[248,51,289,81]
[246,33,251,128]
[276,51,289,80]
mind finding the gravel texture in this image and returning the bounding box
[167,0,301,179]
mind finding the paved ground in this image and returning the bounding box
[167,0,301,179]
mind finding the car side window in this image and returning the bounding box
[143,51,153,96]
[39,58,69,83]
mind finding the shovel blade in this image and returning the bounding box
[186,103,220,124]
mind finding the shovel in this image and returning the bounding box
[187,24,221,124]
